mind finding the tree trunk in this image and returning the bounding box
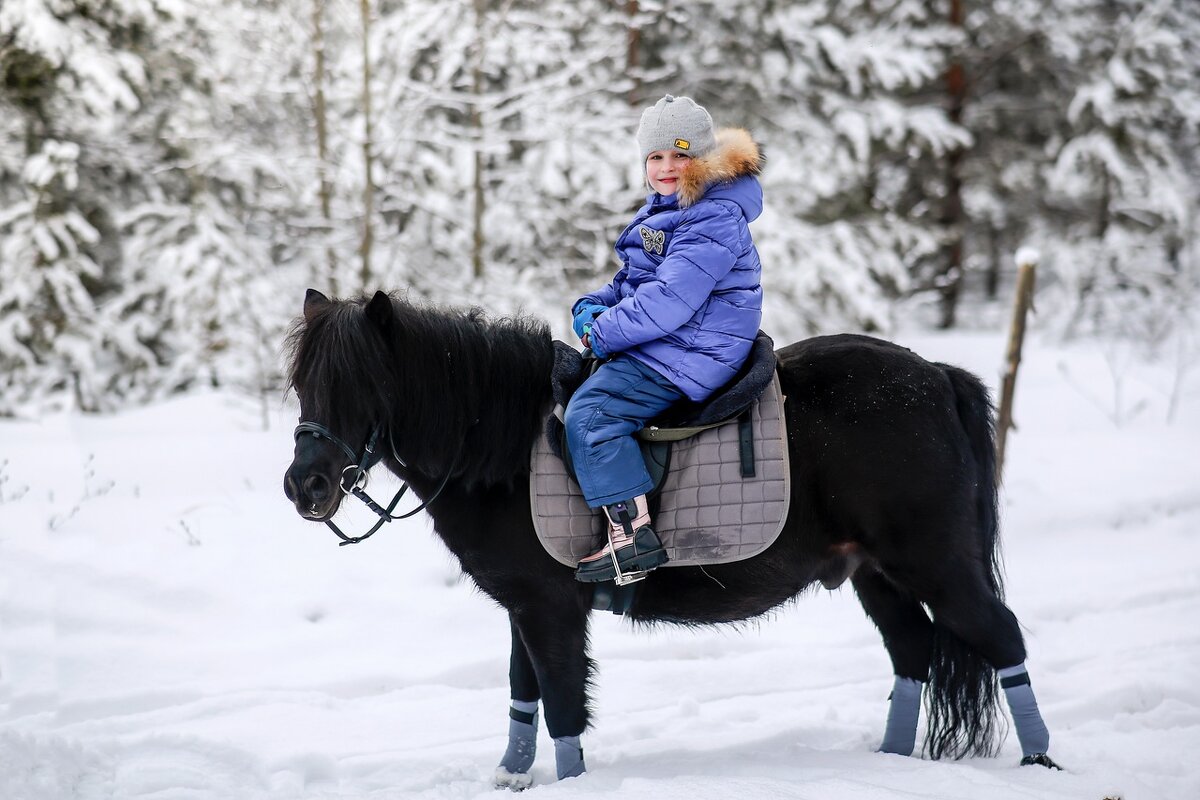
[471,0,486,281]
[938,0,967,329]
[626,0,641,107]
[985,222,1000,299]
[311,0,337,295]
[358,0,375,290]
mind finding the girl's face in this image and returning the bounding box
[645,150,692,195]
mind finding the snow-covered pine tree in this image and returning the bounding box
[0,142,104,414]
[0,0,160,413]
[948,0,1063,308]
[1036,0,1200,355]
[100,0,311,405]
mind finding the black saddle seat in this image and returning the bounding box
[547,332,777,498]
[550,331,776,429]
[643,331,776,430]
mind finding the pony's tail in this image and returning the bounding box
[924,364,1004,759]
[941,364,1003,598]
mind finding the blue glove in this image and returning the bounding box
[572,303,608,339]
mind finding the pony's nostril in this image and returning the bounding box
[284,471,299,502]
[303,474,331,504]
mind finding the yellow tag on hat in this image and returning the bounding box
[674,139,690,150]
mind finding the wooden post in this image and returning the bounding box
[995,249,1038,484]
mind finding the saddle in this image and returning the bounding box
[531,332,791,602]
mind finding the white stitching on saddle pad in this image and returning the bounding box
[530,373,791,568]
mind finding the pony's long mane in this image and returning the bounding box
[286,293,556,488]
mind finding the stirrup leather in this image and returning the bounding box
[606,509,648,587]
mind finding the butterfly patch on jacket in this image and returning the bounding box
[639,226,665,255]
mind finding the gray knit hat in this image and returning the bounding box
[637,95,716,162]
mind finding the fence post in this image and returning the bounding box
[995,248,1038,485]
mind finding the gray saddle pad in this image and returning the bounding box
[530,372,791,568]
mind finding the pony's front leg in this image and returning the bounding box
[495,614,541,790]
[509,602,591,783]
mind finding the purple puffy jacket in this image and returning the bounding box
[575,128,764,401]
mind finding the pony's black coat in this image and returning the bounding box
[285,290,1028,761]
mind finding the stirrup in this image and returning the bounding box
[607,527,662,586]
[574,513,667,584]
[610,550,650,587]
[575,542,663,585]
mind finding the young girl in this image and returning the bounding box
[566,94,764,583]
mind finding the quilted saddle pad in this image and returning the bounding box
[530,372,791,568]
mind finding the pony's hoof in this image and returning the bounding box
[493,767,533,791]
[1020,753,1062,770]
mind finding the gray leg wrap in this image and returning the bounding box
[879,676,923,756]
[998,663,1050,756]
[498,699,539,775]
[553,734,586,780]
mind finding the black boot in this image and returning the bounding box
[575,495,668,583]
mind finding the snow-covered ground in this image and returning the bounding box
[2,330,1198,800]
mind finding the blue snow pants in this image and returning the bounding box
[563,355,686,509]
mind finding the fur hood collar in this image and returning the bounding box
[677,128,764,208]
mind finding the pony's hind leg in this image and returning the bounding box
[852,568,934,756]
[495,615,542,789]
[998,664,1057,767]
[925,572,1053,764]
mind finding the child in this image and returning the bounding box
[566,94,764,583]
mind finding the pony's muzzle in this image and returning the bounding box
[285,467,337,519]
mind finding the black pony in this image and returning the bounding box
[284,289,1056,787]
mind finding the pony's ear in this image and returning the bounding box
[365,290,393,334]
[303,288,331,323]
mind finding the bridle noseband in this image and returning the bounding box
[293,420,462,546]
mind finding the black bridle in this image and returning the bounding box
[293,420,462,546]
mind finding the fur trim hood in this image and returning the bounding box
[677,127,764,208]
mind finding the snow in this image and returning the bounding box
[2,330,1199,799]
[1014,247,1040,268]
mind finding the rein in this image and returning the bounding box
[294,421,464,546]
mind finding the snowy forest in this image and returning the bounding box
[1,0,1198,416]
